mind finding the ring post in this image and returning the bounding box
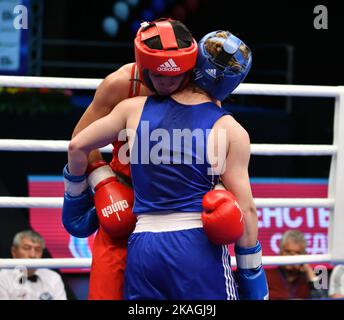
[328,87,344,264]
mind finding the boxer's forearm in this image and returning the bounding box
[67,108,122,175]
[68,146,89,176]
[235,206,258,248]
[72,102,106,165]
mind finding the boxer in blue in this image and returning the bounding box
[67,24,268,300]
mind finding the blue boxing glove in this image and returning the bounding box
[62,164,99,238]
[235,241,269,300]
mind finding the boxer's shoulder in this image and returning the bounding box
[213,115,250,142]
[100,64,134,94]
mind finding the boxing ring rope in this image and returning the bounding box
[1,75,344,269]
[0,75,340,97]
[0,254,332,269]
[0,139,338,155]
[0,196,335,209]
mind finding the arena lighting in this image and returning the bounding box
[129,0,181,35]
[113,1,130,22]
[102,16,119,37]
[102,1,132,38]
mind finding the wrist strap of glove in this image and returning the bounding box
[88,162,116,191]
[235,241,262,269]
[63,164,88,197]
[214,182,226,190]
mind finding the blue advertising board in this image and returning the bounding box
[0,0,30,75]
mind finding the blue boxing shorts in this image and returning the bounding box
[124,213,238,300]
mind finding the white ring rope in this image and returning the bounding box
[0,197,63,208]
[0,75,341,97]
[254,198,334,208]
[0,139,338,156]
[251,144,337,156]
[0,139,110,153]
[0,76,101,90]
[235,83,340,97]
[0,197,335,209]
[0,258,92,269]
[0,254,334,269]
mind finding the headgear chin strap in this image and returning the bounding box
[134,18,198,92]
[194,31,252,101]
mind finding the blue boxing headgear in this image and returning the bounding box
[194,31,252,101]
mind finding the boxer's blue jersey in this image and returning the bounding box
[130,95,230,214]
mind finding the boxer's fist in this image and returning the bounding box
[88,160,136,238]
[202,190,244,245]
[62,164,99,238]
[235,241,269,300]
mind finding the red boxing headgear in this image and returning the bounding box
[134,18,198,90]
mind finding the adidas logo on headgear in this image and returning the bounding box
[157,58,181,72]
[205,68,217,78]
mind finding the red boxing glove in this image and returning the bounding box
[88,160,136,239]
[202,190,244,245]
